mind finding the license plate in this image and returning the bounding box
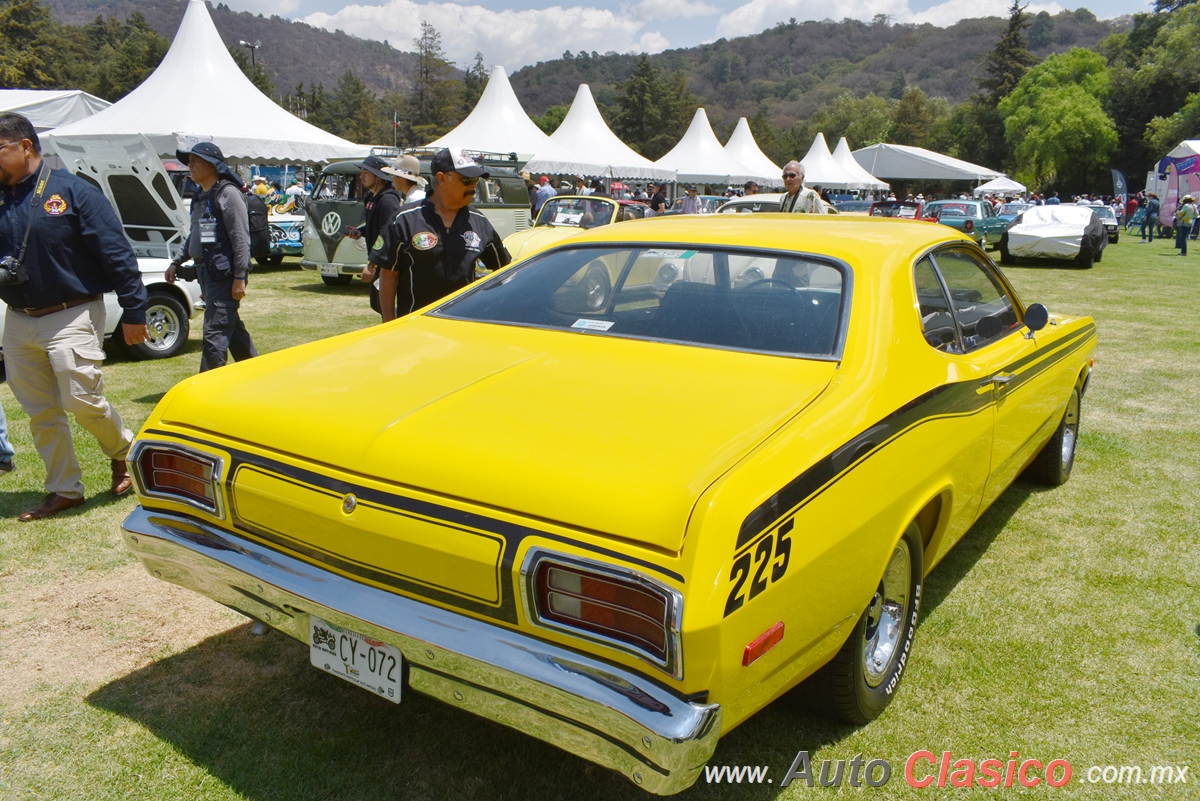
[318,264,340,278]
[309,615,402,703]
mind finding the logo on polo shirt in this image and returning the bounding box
[44,195,68,215]
[412,231,438,250]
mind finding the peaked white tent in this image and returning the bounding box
[723,117,781,186]
[832,137,889,191]
[1,90,110,132]
[546,84,673,181]
[797,133,860,189]
[48,0,367,163]
[654,109,766,185]
[852,143,1002,181]
[973,176,1027,196]
[429,66,602,174]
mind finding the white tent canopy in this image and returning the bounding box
[853,143,1003,181]
[832,136,889,191]
[653,109,767,185]
[723,117,781,187]
[48,0,367,164]
[546,84,673,181]
[1167,140,1200,158]
[797,133,861,189]
[973,176,1027,196]
[429,66,603,175]
[1,90,110,132]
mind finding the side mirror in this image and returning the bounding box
[1023,303,1049,337]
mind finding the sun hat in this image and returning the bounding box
[175,141,243,187]
[355,154,392,182]
[380,154,427,186]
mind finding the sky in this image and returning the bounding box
[222,0,1155,71]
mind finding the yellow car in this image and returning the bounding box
[504,194,652,262]
[121,215,1095,794]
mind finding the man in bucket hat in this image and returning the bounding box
[370,148,510,321]
[169,140,258,371]
[349,154,406,318]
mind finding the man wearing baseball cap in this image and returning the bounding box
[534,174,556,214]
[370,148,510,321]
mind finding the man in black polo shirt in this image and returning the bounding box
[0,112,148,520]
[371,148,510,321]
[648,181,667,215]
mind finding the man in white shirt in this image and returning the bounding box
[779,161,828,214]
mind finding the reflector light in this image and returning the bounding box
[742,621,785,667]
[534,561,672,662]
[139,447,218,511]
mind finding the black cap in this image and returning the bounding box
[176,141,242,187]
[356,154,391,182]
[430,148,488,179]
[177,140,226,167]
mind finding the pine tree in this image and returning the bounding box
[978,0,1036,104]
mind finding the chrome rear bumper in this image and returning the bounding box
[121,507,720,794]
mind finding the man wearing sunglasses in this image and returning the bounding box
[779,161,829,214]
[371,148,511,321]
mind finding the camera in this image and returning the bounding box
[0,255,28,286]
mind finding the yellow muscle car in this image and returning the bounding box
[121,215,1095,794]
[504,194,652,262]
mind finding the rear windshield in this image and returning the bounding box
[432,245,848,358]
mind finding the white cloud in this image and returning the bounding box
[908,0,1063,25]
[628,0,719,23]
[303,0,668,68]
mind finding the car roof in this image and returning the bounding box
[554,214,969,265]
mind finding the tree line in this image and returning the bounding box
[2,0,1197,195]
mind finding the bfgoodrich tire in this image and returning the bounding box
[1025,387,1080,486]
[125,290,189,360]
[810,522,924,725]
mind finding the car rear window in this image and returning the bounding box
[433,245,848,358]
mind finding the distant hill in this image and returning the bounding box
[46,0,422,97]
[509,10,1123,135]
[45,0,1121,137]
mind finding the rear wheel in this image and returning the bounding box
[810,522,923,724]
[125,290,189,360]
[321,274,353,286]
[1025,387,1080,486]
[1075,247,1094,269]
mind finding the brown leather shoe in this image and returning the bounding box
[112,459,133,497]
[19,493,86,522]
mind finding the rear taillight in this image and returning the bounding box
[527,554,681,676]
[135,444,221,513]
[964,219,975,232]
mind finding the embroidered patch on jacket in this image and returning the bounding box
[372,236,384,251]
[462,230,482,250]
[44,195,68,215]
[412,231,438,250]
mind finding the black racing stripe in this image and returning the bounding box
[736,325,1096,549]
[415,663,673,777]
[737,379,990,549]
[141,429,685,605]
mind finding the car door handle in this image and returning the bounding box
[982,373,1015,388]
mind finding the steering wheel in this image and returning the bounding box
[741,278,799,293]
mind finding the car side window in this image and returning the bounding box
[929,249,1021,351]
[914,257,959,352]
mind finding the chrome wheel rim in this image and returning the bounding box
[863,539,911,687]
[144,303,181,352]
[1061,391,1080,469]
[584,273,607,310]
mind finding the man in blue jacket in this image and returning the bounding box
[0,113,148,520]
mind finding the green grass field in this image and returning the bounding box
[0,242,1196,800]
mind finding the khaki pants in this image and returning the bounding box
[3,300,132,499]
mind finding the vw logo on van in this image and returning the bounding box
[321,211,343,236]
